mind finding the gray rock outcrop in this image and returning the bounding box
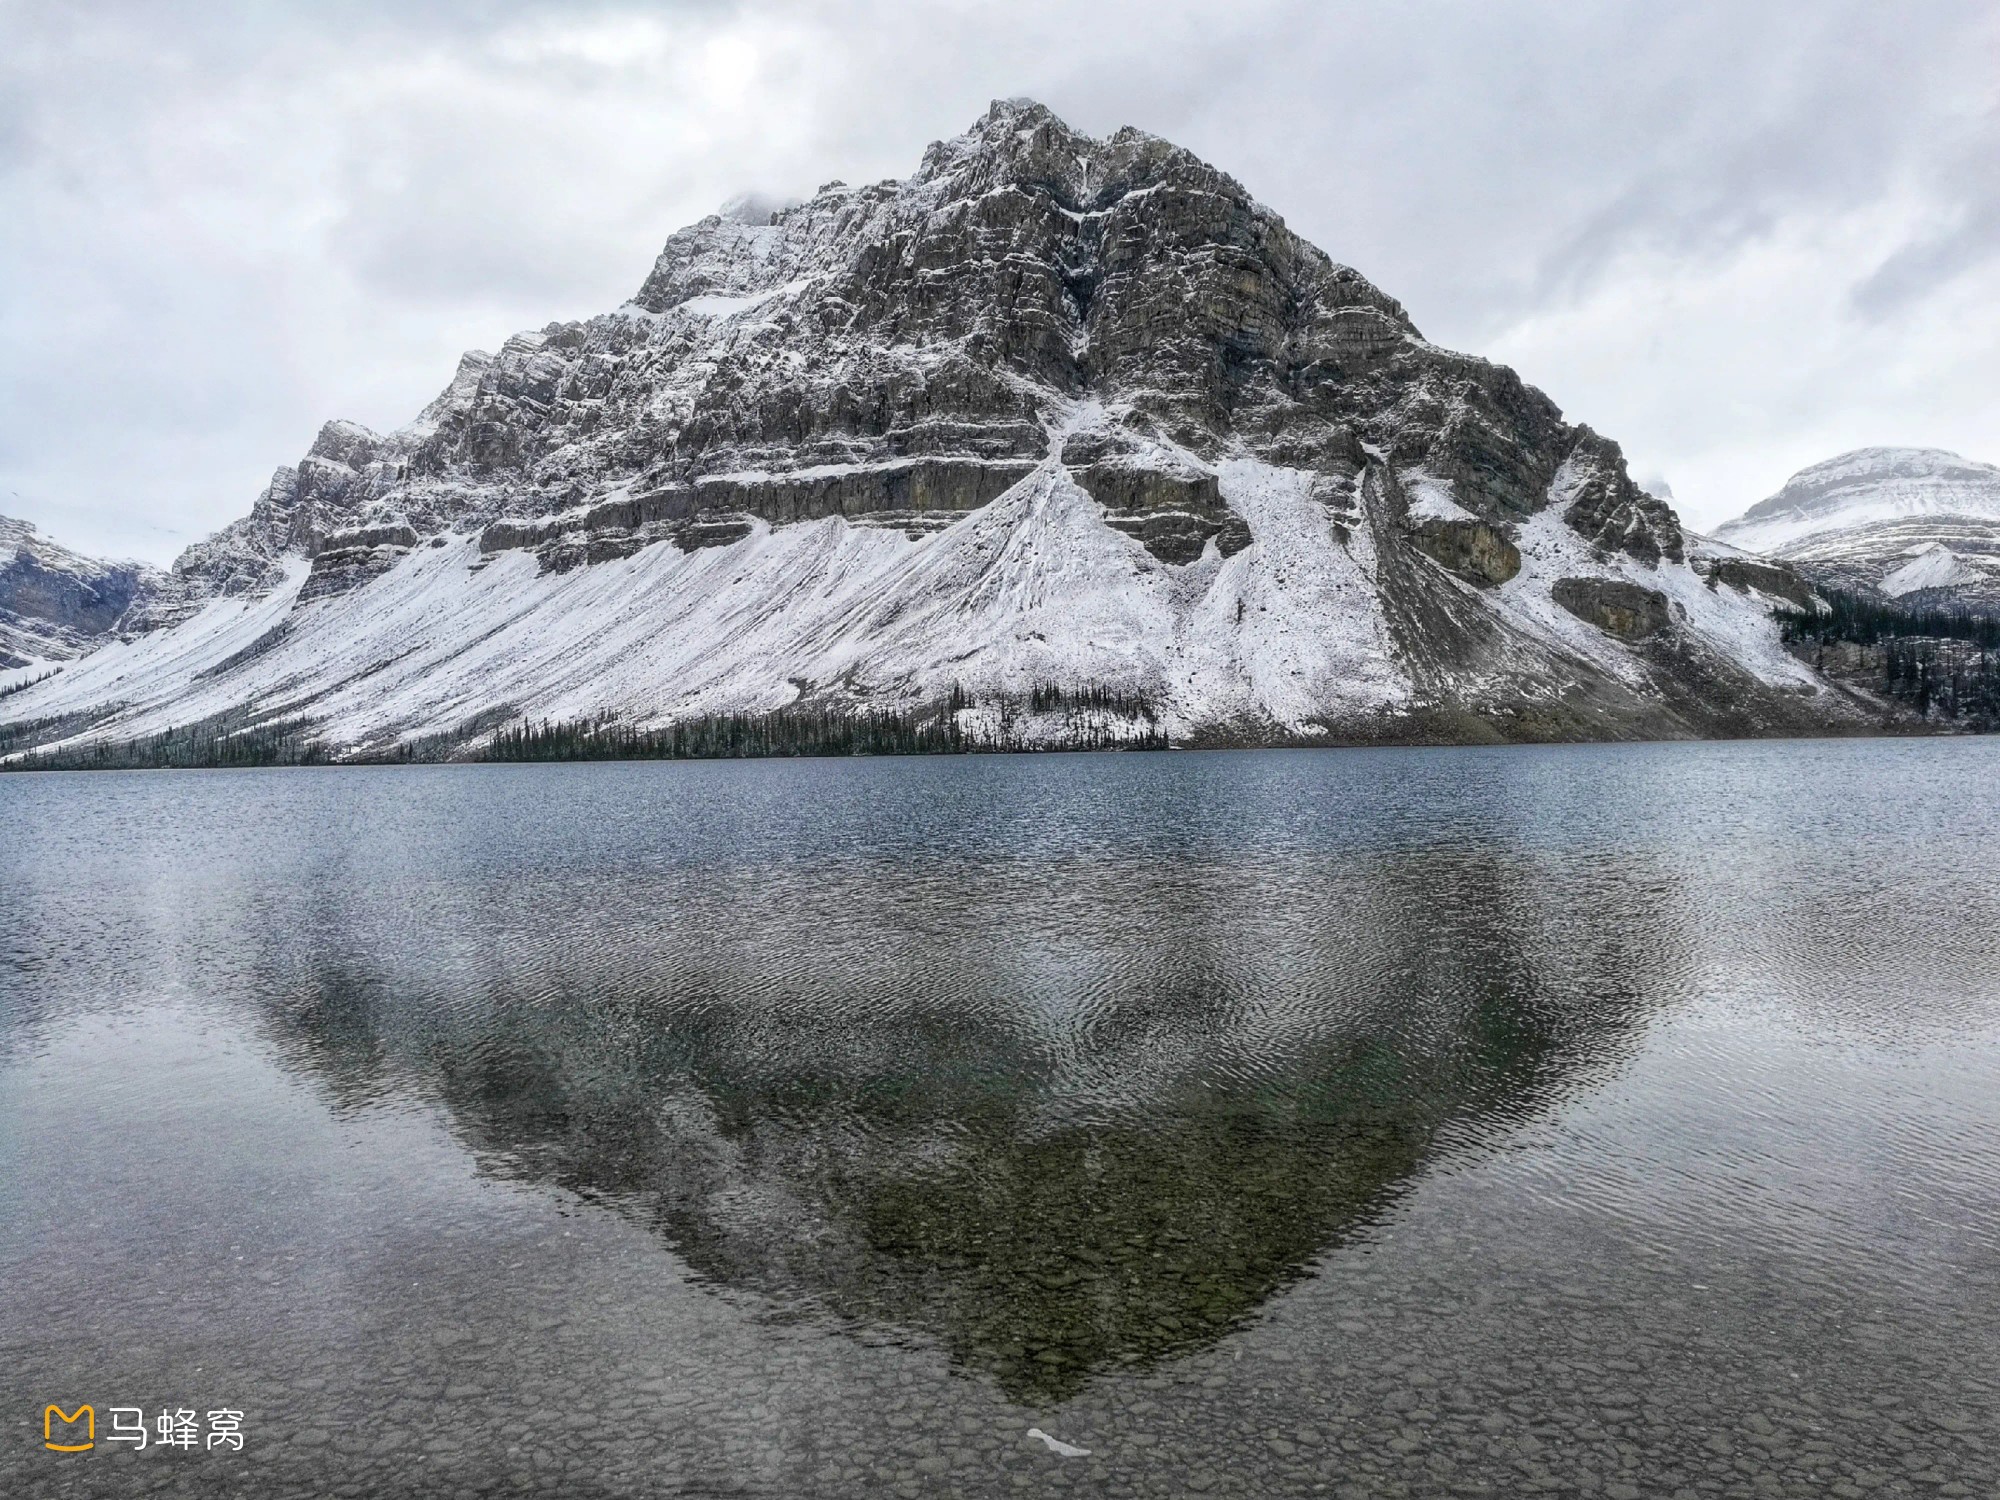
[1552,578,1673,640]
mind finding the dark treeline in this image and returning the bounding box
[1879,639,2000,725]
[0,715,51,760]
[487,684,1166,763]
[487,706,968,761]
[1025,682,1158,718]
[0,668,59,702]
[9,715,327,771]
[2,684,1168,770]
[1777,587,2000,728]
[1776,590,2000,650]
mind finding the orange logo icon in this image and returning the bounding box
[44,1403,95,1451]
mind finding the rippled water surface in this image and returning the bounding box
[3,740,1998,1498]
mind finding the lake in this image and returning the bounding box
[3,740,1997,1498]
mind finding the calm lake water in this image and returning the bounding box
[3,740,1997,1498]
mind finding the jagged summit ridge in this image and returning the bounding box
[5,101,1863,758]
[158,97,1678,594]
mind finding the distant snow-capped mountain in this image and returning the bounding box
[1714,448,2000,607]
[0,514,168,671]
[4,100,1881,760]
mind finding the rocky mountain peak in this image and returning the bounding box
[9,100,1819,765]
[133,98,1679,596]
[716,191,797,228]
[307,418,385,469]
[912,97,1186,211]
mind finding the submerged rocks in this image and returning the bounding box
[1552,577,1672,640]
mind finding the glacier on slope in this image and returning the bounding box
[3,101,1871,760]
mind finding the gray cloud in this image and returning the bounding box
[3,0,1998,560]
[1854,204,2000,319]
[1851,121,2000,318]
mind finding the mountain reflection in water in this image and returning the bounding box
[256,837,1673,1401]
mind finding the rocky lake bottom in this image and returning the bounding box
[2,740,1997,1498]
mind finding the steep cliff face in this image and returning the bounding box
[1714,448,2000,609]
[0,515,166,670]
[3,101,1874,759]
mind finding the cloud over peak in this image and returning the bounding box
[2,0,1997,559]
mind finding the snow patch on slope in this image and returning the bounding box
[13,559,312,744]
[676,277,819,321]
[1500,506,1816,691]
[1402,470,1474,524]
[1880,542,1974,598]
[1185,459,1406,728]
[7,456,1427,757]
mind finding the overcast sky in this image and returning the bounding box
[3,0,1998,563]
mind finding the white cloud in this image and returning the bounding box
[2,0,1997,561]
[1488,201,2000,530]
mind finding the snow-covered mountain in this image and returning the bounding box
[0,514,166,671]
[1714,448,2000,607]
[3,100,1873,760]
